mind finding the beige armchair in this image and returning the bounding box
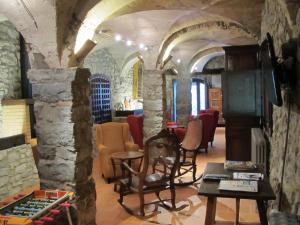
[96,122,139,182]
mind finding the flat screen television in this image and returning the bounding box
[260,33,283,107]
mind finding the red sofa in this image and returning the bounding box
[127,115,144,149]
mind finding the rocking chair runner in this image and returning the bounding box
[118,129,181,217]
[175,119,203,185]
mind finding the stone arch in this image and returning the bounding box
[189,47,225,73]
[156,20,257,68]
[120,52,141,78]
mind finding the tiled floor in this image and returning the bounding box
[92,128,260,225]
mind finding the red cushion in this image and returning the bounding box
[127,115,144,149]
[173,127,186,143]
[199,113,215,149]
[166,121,177,126]
[200,109,219,142]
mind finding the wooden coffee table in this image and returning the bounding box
[198,163,276,225]
[110,151,144,191]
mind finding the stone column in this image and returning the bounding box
[29,68,96,225]
[176,67,191,126]
[143,69,164,140]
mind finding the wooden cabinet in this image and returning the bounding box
[208,88,224,125]
[223,45,260,161]
[225,117,260,161]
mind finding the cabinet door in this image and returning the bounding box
[225,117,260,161]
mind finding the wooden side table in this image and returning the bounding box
[110,151,144,192]
[198,163,276,225]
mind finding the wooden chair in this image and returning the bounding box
[175,119,203,185]
[118,129,180,217]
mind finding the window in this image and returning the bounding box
[191,78,207,115]
[90,74,112,123]
[172,79,177,121]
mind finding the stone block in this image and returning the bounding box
[143,99,163,111]
[0,168,9,176]
[7,149,20,161]
[35,121,74,146]
[34,102,72,123]
[38,159,75,182]
[0,150,7,160]
[15,164,27,173]
[32,83,72,102]
[55,147,77,161]
[0,176,9,187]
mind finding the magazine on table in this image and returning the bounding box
[233,172,264,180]
[218,180,258,192]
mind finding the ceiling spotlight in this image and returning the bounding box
[194,67,198,71]
[126,40,132,46]
[177,59,181,63]
[115,34,122,41]
[144,46,148,51]
[139,43,145,49]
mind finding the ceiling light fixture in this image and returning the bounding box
[115,34,122,41]
[177,59,181,64]
[126,40,132,46]
[139,43,145,49]
[144,46,148,51]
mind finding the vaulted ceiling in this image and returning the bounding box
[0,0,264,69]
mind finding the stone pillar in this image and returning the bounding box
[176,67,191,126]
[29,68,96,225]
[143,69,164,140]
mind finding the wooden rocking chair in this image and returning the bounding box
[118,129,181,217]
[175,119,203,185]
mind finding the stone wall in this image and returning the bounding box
[0,144,39,200]
[84,48,133,110]
[0,20,21,137]
[261,0,300,214]
[29,68,96,225]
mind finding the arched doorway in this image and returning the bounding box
[90,74,112,124]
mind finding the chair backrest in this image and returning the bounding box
[199,113,214,148]
[96,122,130,152]
[127,115,144,149]
[181,119,203,150]
[200,109,219,141]
[140,129,180,188]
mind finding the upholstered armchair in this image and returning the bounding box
[96,122,139,182]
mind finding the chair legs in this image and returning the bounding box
[175,150,200,186]
[139,192,145,216]
[170,186,176,209]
